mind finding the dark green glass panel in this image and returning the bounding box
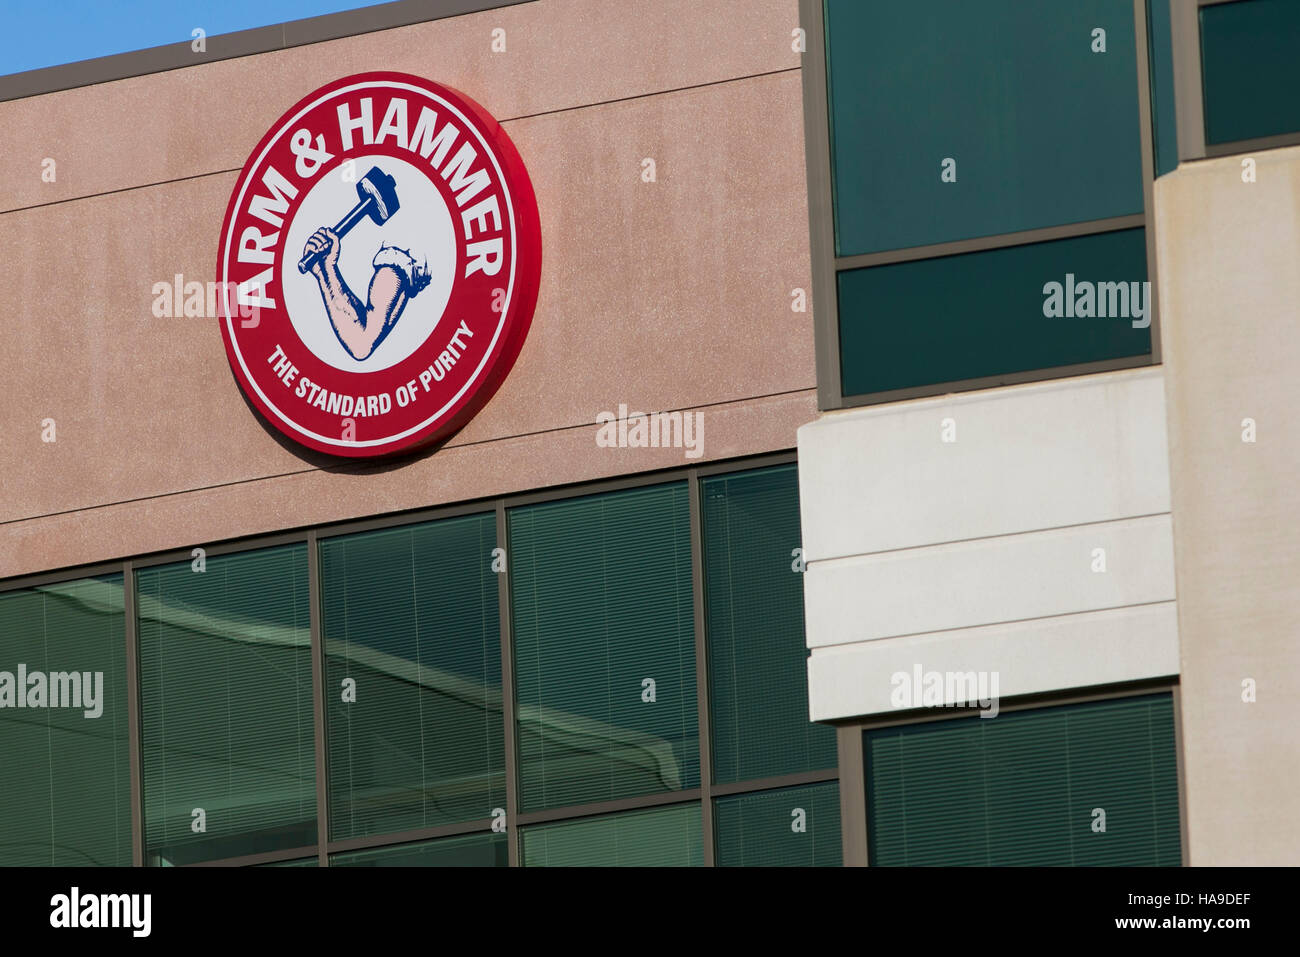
[331,832,507,866]
[521,803,703,867]
[838,227,1151,397]
[702,465,834,783]
[1148,0,1178,177]
[509,483,698,811]
[865,694,1181,866]
[825,0,1144,255]
[137,544,316,865]
[1201,0,1300,145]
[258,856,317,867]
[715,782,841,867]
[0,576,131,866]
[320,513,503,840]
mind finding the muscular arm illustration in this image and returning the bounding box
[303,227,431,361]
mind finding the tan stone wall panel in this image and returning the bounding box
[0,0,799,213]
[0,391,815,578]
[454,73,815,446]
[1154,146,1300,865]
[1,68,813,532]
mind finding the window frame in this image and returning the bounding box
[133,541,318,866]
[0,450,842,867]
[831,680,1189,866]
[800,0,1164,410]
[1175,0,1300,159]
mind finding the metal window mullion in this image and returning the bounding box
[131,530,311,572]
[1135,0,1164,365]
[834,214,1147,273]
[855,680,1177,735]
[1170,683,1190,865]
[514,790,705,828]
[799,0,843,412]
[1171,0,1207,161]
[688,470,715,865]
[3,455,800,598]
[496,501,521,866]
[183,844,319,868]
[307,530,330,867]
[317,497,499,544]
[326,817,499,857]
[836,725,867,867]
[1204,130,1300,158]
[709,768,839,798]
[0,560,126,595]
[503,465,693,510]
[122,560,145,867]
[840,354,1155,409]
[691,450,797,478]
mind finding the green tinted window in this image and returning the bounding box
[838,228,1151,397]
[715,782,841,867]
[702,465,833,783]
[258,856,317,867]
[331,832,507,866]
[1201,0,1300,145]
[866,694,1181,866]
[320,514,503,840]
[137,545,316,865]
[1147,0,1178,177]
[509,483,698,811]
[0,576,131,866]
[825,0,1144,255]
[521,803,703,867]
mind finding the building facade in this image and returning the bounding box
[0,0,1296,867]
[797,0,1300,866]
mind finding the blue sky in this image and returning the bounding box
[0,0,392,77]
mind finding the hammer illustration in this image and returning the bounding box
[298,166,401,273]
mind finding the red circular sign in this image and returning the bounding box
[216,72,540,457]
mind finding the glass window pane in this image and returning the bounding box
[825,0,1144,256]
[320,513,503,840]
[257,856,318,867]
[137,544,315,865]
[331,832,507,866]
[1201,0,1300,145]
[1147,0,1178,177]
[0,576,131,866]
[715,782,841,867]
[702,465,834,783]
[521,803,703,867]
[509,483,698,811]
[865,694,1181,866]
[838,227,1151,397]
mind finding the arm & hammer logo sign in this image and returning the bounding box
[216,71,541,457]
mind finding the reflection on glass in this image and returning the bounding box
[137,545,315,865]
[0,576,131,866]
[320,514,504,840]
[509,484,699,812]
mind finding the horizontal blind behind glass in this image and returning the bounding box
[866,694,1180,866]
[320,513,503,840]
[137,544,316,864]
[702,465,835,783]
[0,576,131,866]
[509,483,698,811]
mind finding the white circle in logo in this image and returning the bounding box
[280,153,458,373]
